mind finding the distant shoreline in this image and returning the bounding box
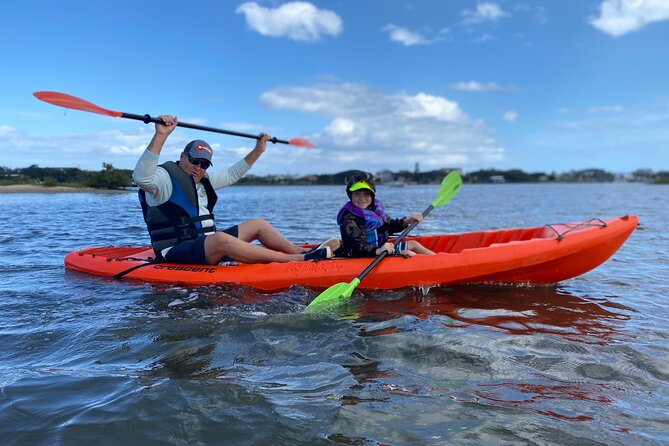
[0,185,133,194]
[1,181,666,194]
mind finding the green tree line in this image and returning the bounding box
[2,164,668,188]
[1,163,132,189]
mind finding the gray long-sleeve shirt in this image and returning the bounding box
[132,149,250,254]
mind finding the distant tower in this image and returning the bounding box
[414,162,420,174]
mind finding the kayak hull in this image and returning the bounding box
[64,216,637,291]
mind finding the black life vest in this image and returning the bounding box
[139,161,218,258]
[336,199,390,254]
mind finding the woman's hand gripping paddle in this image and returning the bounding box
[304,171,462,313]
[33,91,314,148]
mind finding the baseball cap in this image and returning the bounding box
[184,140,213,165]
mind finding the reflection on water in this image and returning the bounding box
[128,283,644,433]
[143,283,634,348]
[470,377,615,422]
[354,285,634,345]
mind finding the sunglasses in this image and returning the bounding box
[187,153,211,169]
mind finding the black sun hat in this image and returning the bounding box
[346,171,376,198]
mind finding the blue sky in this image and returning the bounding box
[1,0,668,175]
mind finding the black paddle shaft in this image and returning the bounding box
[356,204,435,281]
[121,112,290,145]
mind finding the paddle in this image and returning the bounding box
[304,171,462,313]
[33,91,314,148]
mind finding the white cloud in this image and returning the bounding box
[462,2,509,24]
[260,82,503,172]
[590,0,669,36]
[0,123,224,170]
[471,33,496,43]
[325,117,356,136]
[503,111,518,122]
[181,117,208,126]
[0,122,285,172]
[324,117,365,146]
[382,24,432,46]
[109,143,148,155]
[451,81,514,92]
[220,121,263,131]
[5,83,503,175]
[528,102,669,170]
[402,93,465,122]
[588,105,625,113]
[236,1,343,42]
[0,125,15,136]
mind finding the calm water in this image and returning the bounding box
[1,183,667,445]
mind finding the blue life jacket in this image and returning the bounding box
[336,199,390,251]
[139,161,218,258]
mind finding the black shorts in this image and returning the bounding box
[393,241,408,255]
[165,225,238,264]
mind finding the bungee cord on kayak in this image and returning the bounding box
[544,218,609,241]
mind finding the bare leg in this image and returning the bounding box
[236,218,307,254]
[407,240,435,255]
[204,232,305,264]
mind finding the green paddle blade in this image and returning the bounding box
[432,171,462,208]
[304,278,360,313]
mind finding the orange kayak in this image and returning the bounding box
[64,215,637,291]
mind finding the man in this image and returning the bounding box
[133,115,335,264]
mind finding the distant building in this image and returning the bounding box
[630,169,655,182]
[376,169,394,184]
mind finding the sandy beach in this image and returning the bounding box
[0,185,133,194]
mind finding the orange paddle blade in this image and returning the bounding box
[288,137,315,148]
[33,91,122,117]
